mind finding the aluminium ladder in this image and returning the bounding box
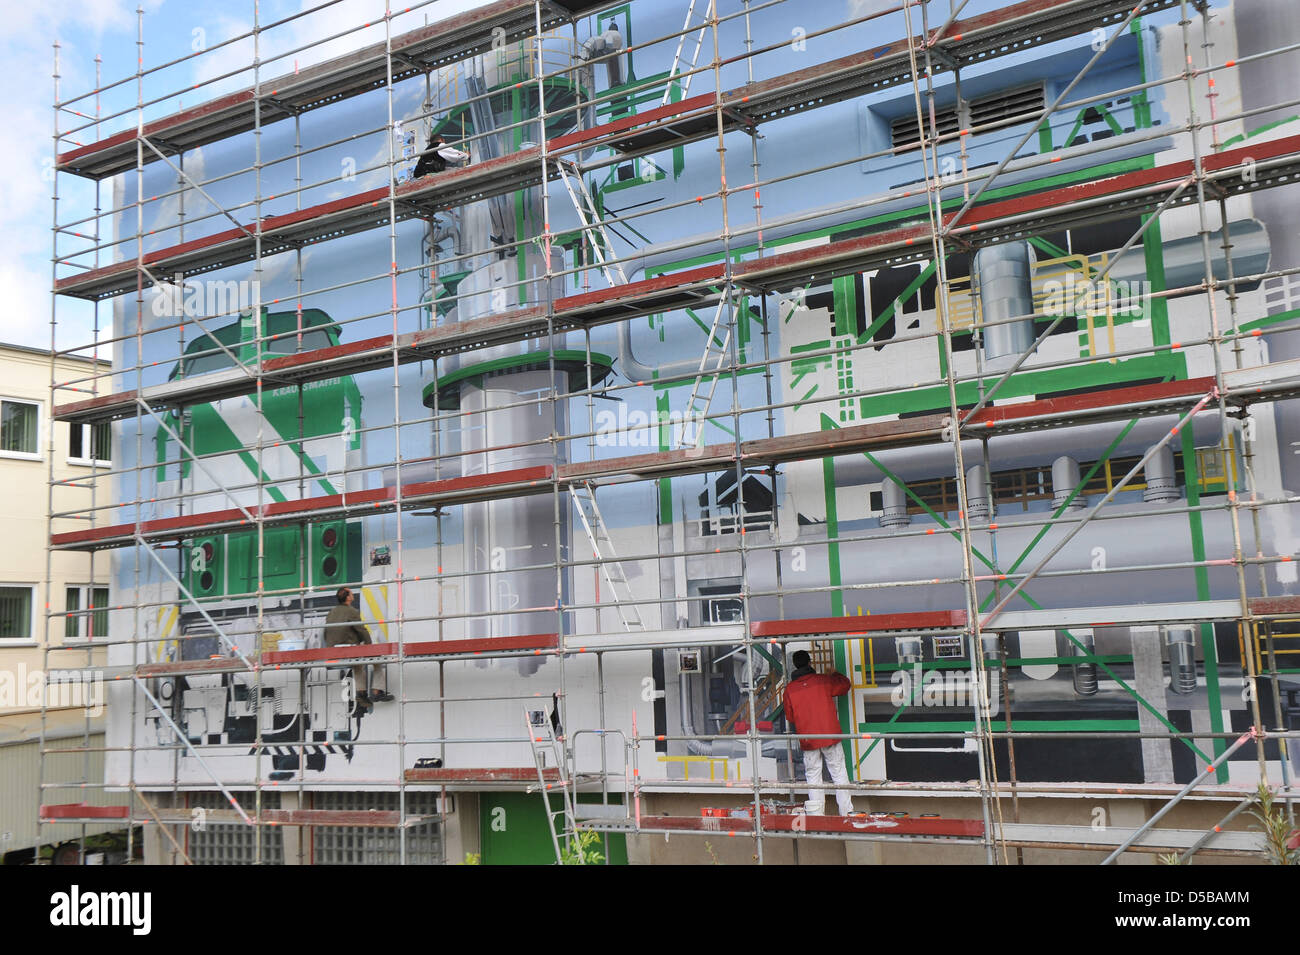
[556,159,627,287]
[525,707,576,864]
[660,0,709,107]
[676,295,735,449]
[569,482,648,632]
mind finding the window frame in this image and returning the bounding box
[0,397,42,461]
[63,583,110,643]
[67,420,112,468]
[0,583,37,643]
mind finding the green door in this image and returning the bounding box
[478,792,628,865]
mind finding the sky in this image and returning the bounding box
[0,0,486,354]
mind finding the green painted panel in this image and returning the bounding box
[182,519,361,601]
[478,792,628,866]
[859,352,1187,420]
[161,308,360,493]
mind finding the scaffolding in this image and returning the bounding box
[39,0,1300,865]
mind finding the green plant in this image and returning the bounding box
[1157,852,1184,865]
[559,829,605,865]
[1248,782,1300,865]
[462,851,481,865]
[704,841,720,865]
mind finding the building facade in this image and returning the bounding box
[1,342,122,862]
[45,0,1300,864]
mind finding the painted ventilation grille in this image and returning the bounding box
[890,85,1046,151]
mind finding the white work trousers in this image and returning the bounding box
[802,744,854,815]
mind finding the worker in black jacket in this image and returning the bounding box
[324,587,393,704]
[414,133,470,178]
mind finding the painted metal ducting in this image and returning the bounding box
[975,241,1036,368]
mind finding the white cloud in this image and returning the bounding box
[0,0,165,351]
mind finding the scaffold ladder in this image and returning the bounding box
[525,707,576,864]
[569,482,647,632]
[677,296,733,449]
[661,0,709,106]
[556,159,627,287]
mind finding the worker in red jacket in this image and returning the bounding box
[782,649,854,815]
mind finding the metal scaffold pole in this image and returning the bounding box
[902,0,997,866]
[39,0,1300,866]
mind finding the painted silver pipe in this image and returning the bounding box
[1052,455,1087,510]
[1143,444,1180,504]
[1070,629,1099,697]
[966,464,991,522]
[880,477,911,528]
[579,21,625,88]
[975,241,1036,368]
[1165,627,1198,695]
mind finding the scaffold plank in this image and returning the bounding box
[54,152,549,301]
[54,264,728,424]
[747,413,949,460]
[257,633,562,666]
[136,657,254,677]
[640,815,755,833]
[40,804,131,820]
[992,599,1245,631]
[754,600,1275,638]
[1249,596,1300,617]
[559,440,737,482]
[48,375,1253,552]
[402,633,560,658]
[752,611,969,638]
[50,464,553,550]
[53,136,1300,422]
[620,813,984,837]
[761,814,985,837]
[122,636,561,681]
[123,807,424,827]
[550,93,718,154]
[55,3,1231,303]
[55,0,611,179]
[230,808,421,827]
[725,0,1180,125]
[56,0,1175,181]
[997,822,1262,851]
[966,376,1223,430]
[262,642,397,666]
[403,767,559,783]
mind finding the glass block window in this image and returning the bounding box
[313,791,444,865]
[188,791,284,865]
